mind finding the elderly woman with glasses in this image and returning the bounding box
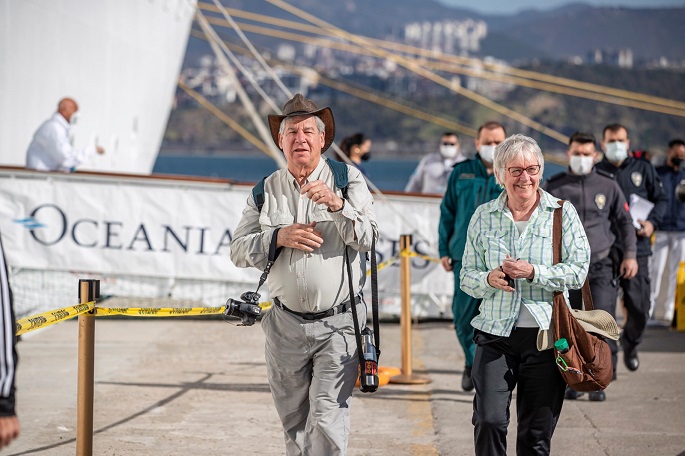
[460,134,590,456]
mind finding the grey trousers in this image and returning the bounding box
[261,302,365,456]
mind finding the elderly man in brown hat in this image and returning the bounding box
[230,93,378,455]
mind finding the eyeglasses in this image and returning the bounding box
[506,165,541,177]
[442,142,457,146]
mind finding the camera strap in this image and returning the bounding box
[345,236,380,370]
[255,228,282,295]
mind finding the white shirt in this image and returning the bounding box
[26,113,96,172]
[405,151,466,194]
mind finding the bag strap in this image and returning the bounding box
[552,200,594,311]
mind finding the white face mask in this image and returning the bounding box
[604,141,628,163]
[569,155,594,175]
[479,145,496,163]
[439,144,459,159]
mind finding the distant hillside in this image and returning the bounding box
[185,1,685,64]
[491,5,685,60]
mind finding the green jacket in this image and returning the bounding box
[438,155,502,262]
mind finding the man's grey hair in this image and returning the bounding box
[279,115,325,136]
[493,134,545,186]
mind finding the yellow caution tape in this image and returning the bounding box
[400,249,441,263]
[94,306,226,317]
[16,301,95,336]
[94,301,272,317]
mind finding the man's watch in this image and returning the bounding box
[329,199,345,212]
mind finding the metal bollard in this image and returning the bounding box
[390,235,430,385]
[77,279,99,456]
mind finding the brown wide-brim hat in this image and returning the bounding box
[267,93,335,152]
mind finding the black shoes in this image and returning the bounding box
[565,386,606,402]
[588,390,606,402]
[462,365,474,392]
[564,386,584,400]
[624,348,639,371]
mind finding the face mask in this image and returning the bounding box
[604,141,628,163]
[569,155,594,175]
[69,113,79,126]
[479,145,496,163]
[439,145,459,159]
[671,157,683,167]
[361,151,371,162]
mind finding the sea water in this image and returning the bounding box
[153,155,565,192]
[153,155,420,191]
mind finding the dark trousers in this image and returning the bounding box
[620,256,651,353]
[569,256,618,369]
[472,328,566,456]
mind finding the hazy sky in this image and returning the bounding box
[436,0,685,14]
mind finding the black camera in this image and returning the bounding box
[224,291,262,326]
[499,266,514,288]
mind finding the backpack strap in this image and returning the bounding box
[252,177,267,212]
[325,157,349,200]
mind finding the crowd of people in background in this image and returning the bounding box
[412,123,682,401]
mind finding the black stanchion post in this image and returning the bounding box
[77,279,99,456]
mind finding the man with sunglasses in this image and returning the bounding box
[543,131,637,401]
[438,121,506,391]
[405,132,466,194]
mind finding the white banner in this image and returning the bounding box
[0,170,454,317]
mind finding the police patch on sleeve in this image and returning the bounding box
[595,193,606,210]
[631,172,643,187]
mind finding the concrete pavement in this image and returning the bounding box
[7,316,685,455]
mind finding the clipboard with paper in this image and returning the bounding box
[629,194,654,229]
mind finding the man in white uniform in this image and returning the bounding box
[405,132,466,194]
[25,97,104,172]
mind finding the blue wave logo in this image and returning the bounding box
[13,217,46,230]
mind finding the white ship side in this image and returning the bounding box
[0,0,197,173]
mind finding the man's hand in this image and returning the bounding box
[636,220,654,238]
[0,416,19,449]
[277,222,323,252]
[441,256,453,272]
[96,145,105,155]
[620,258,639,280]
[301,180,344,212]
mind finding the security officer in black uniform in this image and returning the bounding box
[595,123,667,374]
[544,131,637,402]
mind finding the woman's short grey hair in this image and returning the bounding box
[493,134,545,186]
[279,115,325,136]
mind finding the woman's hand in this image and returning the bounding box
[487,267,515,292]
[500,255,535,281]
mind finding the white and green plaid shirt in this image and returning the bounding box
[460,189,590,336]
